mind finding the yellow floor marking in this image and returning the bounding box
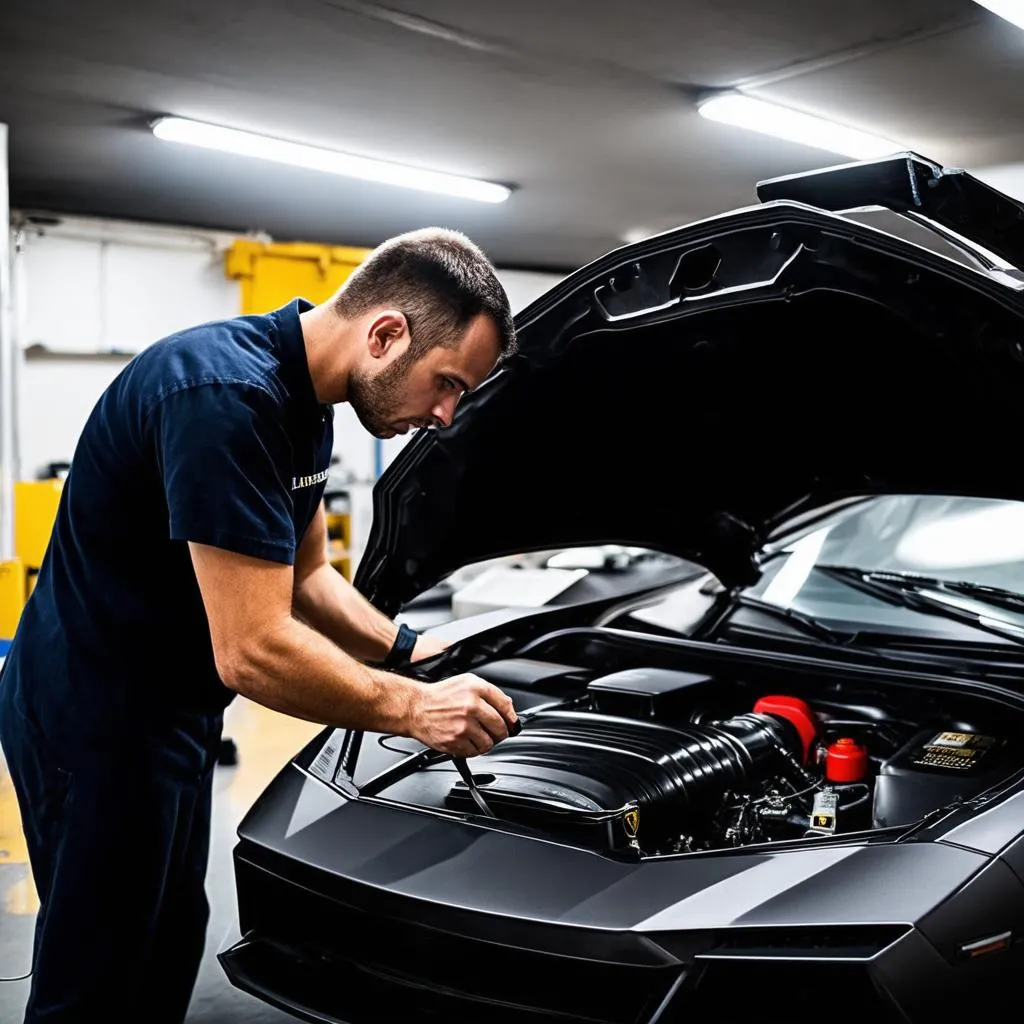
[0,760,28,866]
[2,753,37,915]
[4,871,39,915]
[220,698,322,817]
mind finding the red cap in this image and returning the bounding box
[825,737,870,783]
[753,695,818,764]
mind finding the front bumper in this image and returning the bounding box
[220,841,915,1024]
[219,764,1019,1023]
[221,841,684,1024]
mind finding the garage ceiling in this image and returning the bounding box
[1,0,1021,269]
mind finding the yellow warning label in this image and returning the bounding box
[931,732,978,748]
[913,732,997,771]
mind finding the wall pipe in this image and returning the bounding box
[0,124,15,561]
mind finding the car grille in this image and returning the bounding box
[229,850,682,1024]
[684,960,907,1021]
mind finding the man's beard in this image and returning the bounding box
[347,348,417,438]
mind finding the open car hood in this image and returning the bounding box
[355,154,1024,615]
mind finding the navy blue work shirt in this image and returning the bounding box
[2,299,334,725]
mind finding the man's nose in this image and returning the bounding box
[431,392,461,428]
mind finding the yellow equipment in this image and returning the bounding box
[15,479,63,574]
[0,557,24,648]
[224,240,371,315]
[0,478,64,646]
[324,490,352,582]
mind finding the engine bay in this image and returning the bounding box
[357,644,1024,858]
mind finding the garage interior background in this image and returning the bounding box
[6,214,561,569]
[3,0,1024,1019]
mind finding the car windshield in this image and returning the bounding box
[746,494,1024,639]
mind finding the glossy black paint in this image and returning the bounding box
[224,159,1024,1023]
[356,167,1024,614]
[223,622,1024,1021]
[222,749,1024,1021]
[755,152,1024,272]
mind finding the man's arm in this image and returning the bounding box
[154,381,496,750]
[290,503,436,663]
[189,541,516,755]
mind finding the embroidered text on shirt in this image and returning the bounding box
[292,468,330,490]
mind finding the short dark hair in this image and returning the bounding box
[333,227,517,361]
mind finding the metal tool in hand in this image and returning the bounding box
[452,715,522,817]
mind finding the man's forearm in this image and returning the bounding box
[225,613,420,732]
[293,562,398,662]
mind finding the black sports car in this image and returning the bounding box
[219,153,1024,1023]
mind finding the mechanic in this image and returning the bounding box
[0,227,520,1024]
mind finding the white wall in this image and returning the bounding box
[10,214,564,563]
[14,217,241,479]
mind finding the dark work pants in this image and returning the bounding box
[0,671,222,1024]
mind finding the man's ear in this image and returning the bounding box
[367,311,409,358]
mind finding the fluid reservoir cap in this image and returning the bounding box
[825,737,870,782]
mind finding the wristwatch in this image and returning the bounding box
[382,622,419,669]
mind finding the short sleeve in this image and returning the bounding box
[153,381,296,564]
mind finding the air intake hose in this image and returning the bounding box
[466,698,814,845]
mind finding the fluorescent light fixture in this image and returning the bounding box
[697,92,902,160]
[151,116,511,203]
[973,0,1024,31]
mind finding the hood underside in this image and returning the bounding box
[356,154,1024,614]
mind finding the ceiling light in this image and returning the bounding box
[151,116,511,203]
[697,92,902,160]
[972,1,1024,31]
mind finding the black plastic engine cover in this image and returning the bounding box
[445,708,800,851]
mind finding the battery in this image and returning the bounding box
[873,727,1009,828]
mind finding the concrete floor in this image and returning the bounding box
[0,694,323,1023]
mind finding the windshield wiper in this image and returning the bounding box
[728,593,855,645]
[816,566,1024,647]
[858,571,1024,614]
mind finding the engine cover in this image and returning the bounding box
[445,707,804,851]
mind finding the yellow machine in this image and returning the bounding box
[324,490,352,582]
[0,557,24,648]
[0,478,63,645]
[15,479,63,578]
[225,240,371,316]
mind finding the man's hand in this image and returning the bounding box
[189,542,512,746]
[406,674,517,756]
[410,633,450,663]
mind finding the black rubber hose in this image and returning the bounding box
[482,709,802,837]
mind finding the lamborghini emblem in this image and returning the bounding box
[623,807,640,837]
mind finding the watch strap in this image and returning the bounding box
[382,622,419,669]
